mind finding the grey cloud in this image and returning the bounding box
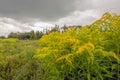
[74,0,94,11]
[0,17,32,36]
[54,0,120,25]
[55,10,100,25]
[0,0,76,21]
[0,17,56,36]
[0,0,120,22]
[75,0,120,14]
[0,0,120,36]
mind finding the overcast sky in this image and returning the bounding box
[0,0,120,36]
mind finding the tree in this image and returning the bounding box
[0,36,6,39]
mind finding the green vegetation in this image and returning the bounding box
[0,38,43,80]
[34,12,120,80]
[0,12,120,80]
[8,31,43,40]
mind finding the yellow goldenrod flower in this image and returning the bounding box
[112,53,119,61]
[86,42,95,49]
[77,47,84,54]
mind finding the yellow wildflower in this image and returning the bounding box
[68,38,79,44]
[112,53,119,60]
[77,47,84,54]
[56,54,73,64]
[86,42,95,49]
[42,47,48,51]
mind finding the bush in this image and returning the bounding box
[34,26,119,79]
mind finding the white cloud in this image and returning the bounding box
[0,17,55,36]
[55,10,100,26]
[0,17,31,36]
[31,22,55,31]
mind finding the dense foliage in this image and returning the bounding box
[8,31,43,40]
[0,39,43,80]
[34,12,120,80]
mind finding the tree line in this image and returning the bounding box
[0,25,82,40]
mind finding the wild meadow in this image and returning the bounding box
[0,12,120,80]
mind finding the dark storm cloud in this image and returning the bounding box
[0,0,120,21]
[0,0,76,21]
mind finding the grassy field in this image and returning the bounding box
[0,38,39,55]
[0,38,42,80]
